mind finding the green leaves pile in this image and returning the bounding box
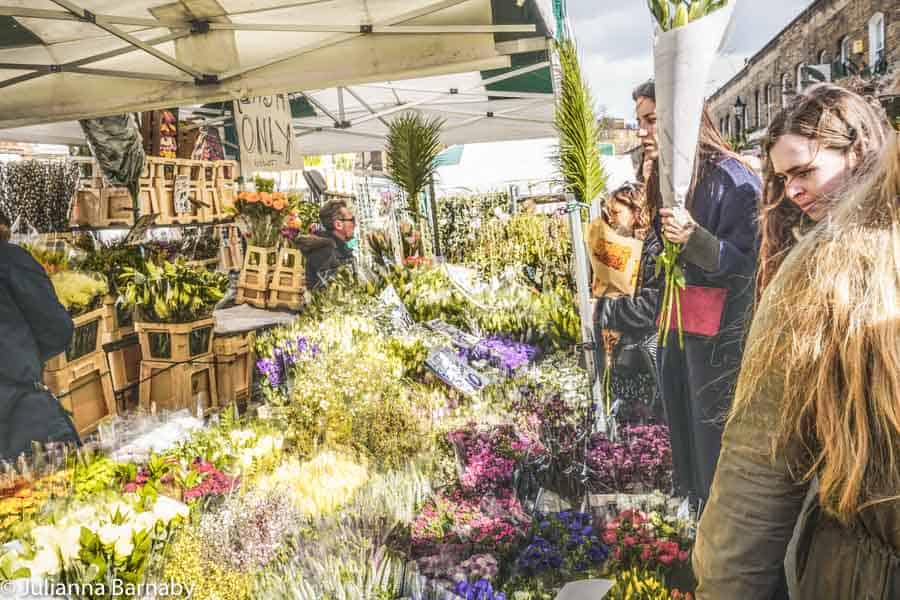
[465,213,573,293]
[118,259,228,323]
[648,0,729,31]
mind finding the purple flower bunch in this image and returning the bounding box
[587,424,673,492]
[460,336,539,375]
[453,578,506,600]
[256,335,319,389]
[516,511,609,578]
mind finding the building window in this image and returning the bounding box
[781,73,791,106]
[869,13,885,68]
[796,63,806,94]
[755,89,762,129]
[839,36,851,65]
[767,84,777,124]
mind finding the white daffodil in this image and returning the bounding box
[97,523,120,546]
[151,496,189,524]
[27,547,60,578]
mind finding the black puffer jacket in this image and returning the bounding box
[295,231,354,289]
[0,241,78,459]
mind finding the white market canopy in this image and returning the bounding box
[0,0,557,133]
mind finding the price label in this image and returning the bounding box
[174,175,191,214]
[425,347,489,397]
[425,320,481,350]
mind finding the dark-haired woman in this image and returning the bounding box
[0,210,79,459]
[632,80,761,508]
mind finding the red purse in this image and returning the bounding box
[657,286,728,338]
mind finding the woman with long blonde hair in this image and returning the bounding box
[758,83,889,295]
[693,131,900,598]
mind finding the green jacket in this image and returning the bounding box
[693,305,900,598]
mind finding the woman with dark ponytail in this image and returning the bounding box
[0,209,80,459]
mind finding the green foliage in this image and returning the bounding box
[648,0,729,31]
[385,112,444,224]
[555,39,606,203]
[253,175,275,193]
[50,271,108,316]
[436,192,510,263]
[118,259,228,323]
[74,242,147,293]
[465,213,573,292]
[72,453,117,501]
[388,266,579,352]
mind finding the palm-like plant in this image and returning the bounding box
[555,39,606,203]
[384,112,444,237]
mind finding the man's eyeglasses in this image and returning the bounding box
[337,216,356,224]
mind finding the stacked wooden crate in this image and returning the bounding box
[267,248,306,311]
[136,318,218,416]
[43,305,116,437]
[213,331,256,409]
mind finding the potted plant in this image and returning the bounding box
[119,260,228,362]
[385,112,444,259]
[227,188,292,306]
[45,270,109,371]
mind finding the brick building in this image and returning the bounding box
[708,0,898,150]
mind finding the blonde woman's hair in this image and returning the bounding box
[734,130,900,523]
[758,83,890,296]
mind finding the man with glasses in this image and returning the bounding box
[296,199,357,289]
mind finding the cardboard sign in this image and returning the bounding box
[174,175,191,214]
[233,94,304,177]
[426,347,489,396]
[554,579,614,600]
[426,319,481,350]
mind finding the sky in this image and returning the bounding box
[568,0,812,120]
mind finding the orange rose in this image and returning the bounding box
[272,199,286,211]
[260,192,273,207]
[241,191,259,204]
[272,192,285,202]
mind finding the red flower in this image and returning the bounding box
[623,535,638,547]
[641,544,653,561]
[603,531,617,544]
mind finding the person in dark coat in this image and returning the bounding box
[592,182,663,425]
[633,81,761,508]
[0,210,80,460]
[295,199,356,289]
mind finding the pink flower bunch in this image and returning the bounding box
[411,488,530,557]
[184,460,240,501]
[588,425,673,492]
[602,510,690,571]
[451,424,544,494]
[123,469,150,494]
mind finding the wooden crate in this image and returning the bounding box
[139,359,218,416]
[239,246,278,286]
[45,307,107,372]
[102,296,135,342]
[135,318,215,363]
[214,160,238,214]
[214,331,256,406]
[267,284,305,311]
[236,283,268,309]
[107,334,141,392]
[186,258,219,272]
[219,228,244,272]
[44,351,115,438]
[271,247,305,289]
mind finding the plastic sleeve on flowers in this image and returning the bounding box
[681,223,720,272]
[692,358,808,598]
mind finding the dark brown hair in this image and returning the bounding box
[757,83,890,296]
[632,80,744,213]
[606,182,651,239]
[319,199,348,231]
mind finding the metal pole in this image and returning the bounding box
[429,178,441,257]
[566,194,603,425]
